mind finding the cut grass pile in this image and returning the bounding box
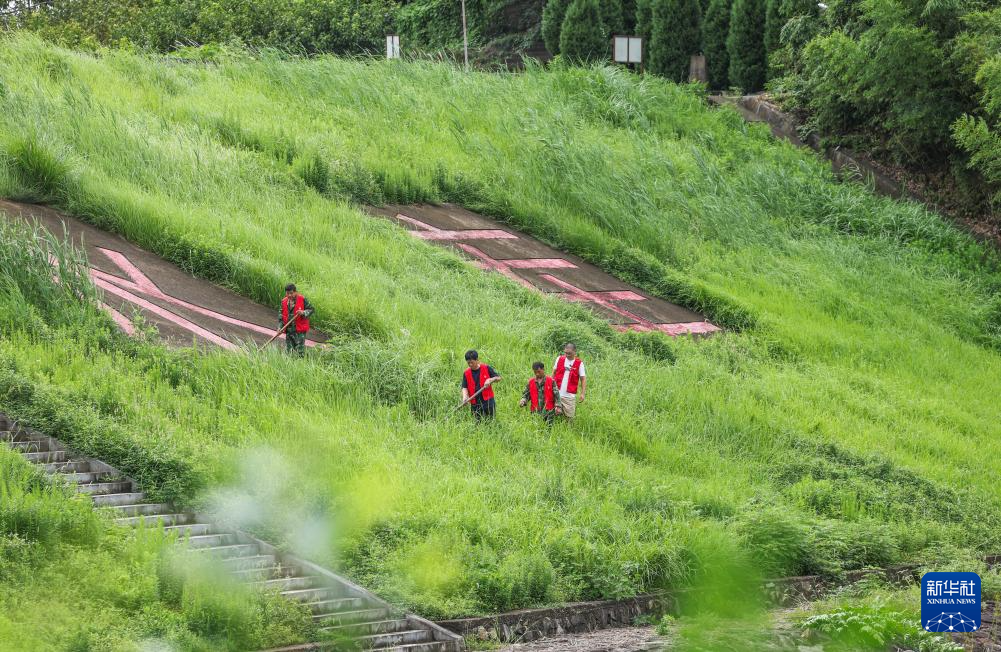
[0,32,1000,649]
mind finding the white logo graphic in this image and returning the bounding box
[924,612,979,632]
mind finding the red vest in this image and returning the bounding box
[281,295,310,333]
[464,365,494,403]
[553,356,582,394]
[528,376,556,412]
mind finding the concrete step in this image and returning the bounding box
[9,438,60,452]
[251,575,318,592]
[308,600,372,616]
[358,630,433,649]
[162,523,214,537]
[321,619,413,637]
[185,533,237,549]
[219,554,277,572]
[230,565,297,582]
[54,471,119,484]
[1,430,47,446]
[42,460,93,473]
[115,513,193,527]
[23,450,66,463]
[375,643,448,652]
[91,492,146,507]
[75,480,134,495]
[281,586,340,603]
[193,543,260,559]
[106,502,172,517]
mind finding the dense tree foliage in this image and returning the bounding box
[649,0,701,82]
[769,0,1001,214]
[702,0,731,89]
[559,0,609,61]
[542,0,573,53]
[727,0,766,91]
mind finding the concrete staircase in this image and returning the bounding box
[0,414,463,652]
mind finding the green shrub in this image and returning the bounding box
[542,0,573,54]
[598,0,626,35]
[726,0,766,91]
[560,0,610,62]
[763,0,781,55]
[701,0,730,89]
[635,0,653,43]
[649,0,702,82]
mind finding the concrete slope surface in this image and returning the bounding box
[0,199,325,350]
[367,204,719,337]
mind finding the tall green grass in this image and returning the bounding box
[0,33,999,646]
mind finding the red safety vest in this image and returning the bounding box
[553,356,582,394]
[464,365,494,404]
[528,376,556,412]
[281,295,310,333]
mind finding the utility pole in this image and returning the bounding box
[460,0,469,71]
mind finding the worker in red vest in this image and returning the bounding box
[279,283,314,355]
[552,342,586,420]
[519,361,560,425]
[460,349,501,421]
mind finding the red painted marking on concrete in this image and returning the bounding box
[102,302,137,335]
[503,258,578,269]
[539,274,659,326]
[394,214,443,232]
[395,213,516,240]
[657,321,722,335]
[93,276,237,349]
[414,229,517,241]
[563,290,647,302]
[387,209,721,337]
[94,248,318,347]
[456,244,535,289]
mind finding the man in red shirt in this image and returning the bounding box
[279,284,314,356]
[519,361,560,425]
[460,350,501,421]
[552,342,586,420]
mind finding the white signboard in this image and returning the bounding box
[613,36,642,64]
[386,34,401,59]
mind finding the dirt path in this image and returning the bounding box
[367,204,719,337]
[496,626,666,652]
[0,200,325,350]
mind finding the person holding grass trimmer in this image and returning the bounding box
[460,350,501,421]
[519,361,560,425]
[279,284,314,356]
[553,342,585,421]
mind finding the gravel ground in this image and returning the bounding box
[496,626,667,652]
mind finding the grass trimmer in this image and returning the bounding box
[264,316,297,347]
[452,383,490,414]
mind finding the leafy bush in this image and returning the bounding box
[559,0,609,62]
[801,601,962,651]
[701,0,730,89]
[542,0,573,54]
[763,0,781,54]
[649,0,702,82]
[726,0,766,92]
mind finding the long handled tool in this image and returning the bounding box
[453,383,490,414]
[265,316,297,346]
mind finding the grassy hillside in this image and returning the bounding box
[1,32,1000,648]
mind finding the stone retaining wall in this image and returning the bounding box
[436,594,673,644]
[733,95,923,203]
[438,557,1000,643]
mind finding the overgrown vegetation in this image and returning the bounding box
[766,0,1001,219]
[0,34,1000,648]
[2,0,545,63]
[0,226,313,651]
